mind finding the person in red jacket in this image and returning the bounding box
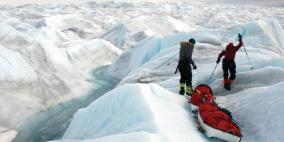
[216,34,243,90]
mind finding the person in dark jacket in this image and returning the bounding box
[178,38,197,96]
[216,34,243,90]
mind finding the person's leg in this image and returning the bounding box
[229,61,236,80]
[222,59,230,90]
[186,66,193,96]
[222,60,229,79]
[228,61,236,89]
[179,62,186,95]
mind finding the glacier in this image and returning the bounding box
[0,1,283,142]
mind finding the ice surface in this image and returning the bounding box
[0,36,121,129]
[51,83,207,142]
[65,3,283,142]
[0,1,283,142]
[0,4,121,141]
[217,82,284,142]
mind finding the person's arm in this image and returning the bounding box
[189,58,197,69]
[179,47,182,61]
[189,58,195,66]
[216,50,225,63]
[187,46,197,69]
[235,34,243,50]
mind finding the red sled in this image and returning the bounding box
[189,84,214,112]
[198,102,242,142]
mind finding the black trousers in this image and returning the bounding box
[179,61,192,86]
[222,59,236,80]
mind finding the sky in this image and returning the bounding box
[0,0,283,6]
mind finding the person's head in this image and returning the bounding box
[226,43,234,50]
[189,38,196,45]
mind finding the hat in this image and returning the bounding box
[189,38,196,44]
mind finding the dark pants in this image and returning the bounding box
[222,59,236,80]
[179,61,192,86]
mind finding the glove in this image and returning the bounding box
[238,33,242,40]
[216,59,220,64]
[193,64,197,70]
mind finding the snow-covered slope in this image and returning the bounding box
[0,4,122,142]
[217,81,284,142]
[53,2,284,142]
[0,1,284,142]
[52,83,207,142]
[109,19,284,86]
[0,31,120,128]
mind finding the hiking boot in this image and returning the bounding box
[186,85,193,96]
[224,79,231,91]
[179,83,185,95]
[227,79,233,91]
[224,83,231,91]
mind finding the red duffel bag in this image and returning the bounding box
[199,103,241,137]
[190,84,214,106]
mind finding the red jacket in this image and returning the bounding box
[217,39,243,61]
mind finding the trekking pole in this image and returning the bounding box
[174,63,179,74]
[209,63,218,81]
[243,44,253,70]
